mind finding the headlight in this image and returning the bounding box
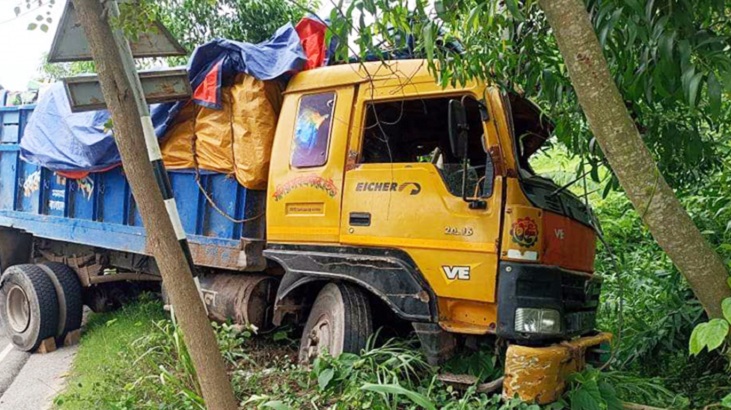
[515,308,561,334]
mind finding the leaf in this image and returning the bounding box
[582,380,603,404]
[689,323,705,355]
[14,6,20,16]
[721,392,731,408]
[262,401,291,410]
[361,383,437,410]
[722,298,731,323]
[317,368,334,390]
[466,4,482,30]
[705,319,730,351]
[602,179,613,198]
[422,22,434,61]
[688,72,703,109]
[691,319,729,355]
[40,24,49,33]
[727,277,731,289]
[659,32,674,60]
[504,0,525,21]
[27,23,38,31]
[570,389,602,410]
[708,73,722,117]
[599,382,624,410]
[678,39,691,69]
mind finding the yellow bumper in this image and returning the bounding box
[502,332,612,404]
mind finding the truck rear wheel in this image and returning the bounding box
[0,265,60,352]
[298,282,372,363]
[37,263,83,344]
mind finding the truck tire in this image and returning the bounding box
[298,282,373,364]
[0,265,60,352]
[37,263,83,344]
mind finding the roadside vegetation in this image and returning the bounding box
[52,152,731,409]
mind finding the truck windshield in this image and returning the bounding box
[360,96,492,197]
[506,93,595,227]
[506,93,553,176]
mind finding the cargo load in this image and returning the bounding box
[18,19,330,186]
[161,74,284,190]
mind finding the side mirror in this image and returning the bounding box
[448,99,469,159]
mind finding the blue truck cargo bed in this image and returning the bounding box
[0,105,266,271]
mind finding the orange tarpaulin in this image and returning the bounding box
[160,74,283,190]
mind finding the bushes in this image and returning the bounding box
[55,298,698,409]
[55,152,731,409]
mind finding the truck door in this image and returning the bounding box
[267,87,355,244]
[339,83,504,333]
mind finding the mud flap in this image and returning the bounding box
[502,332,612,404]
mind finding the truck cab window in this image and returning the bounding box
[507,93,553,177]
[360,97,492,197]
[291,92,336,168]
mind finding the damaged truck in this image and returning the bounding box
[0,21,609,404]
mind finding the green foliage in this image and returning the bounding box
[722,392,731,408]
[57,300,590,409]
[442,346,503,383]
[689,319,729,355]
[330,0,731,187]
[153,0,319,55]
[36,0,314,83]
[529,148,731,408]
[565,367,691,410]
[688,275,731,356]
[566,368,624,410]
[360,383,436,410]
[37,53,96,81]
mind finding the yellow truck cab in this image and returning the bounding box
[262,60,608,398]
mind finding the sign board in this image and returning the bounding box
[63,69,191,112]
[48,1,187,63]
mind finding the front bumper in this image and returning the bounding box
[496,262,601,342]
[503,332,613,404]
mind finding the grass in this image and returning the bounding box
[53,295,689,410]
[54,296,167,409]
[53,297,551,409]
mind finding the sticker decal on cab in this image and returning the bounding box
[510,217,539,248]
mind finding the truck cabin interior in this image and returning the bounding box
[360,96,492,198]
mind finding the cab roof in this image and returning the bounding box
[285,59,439,93]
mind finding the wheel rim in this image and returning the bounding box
[6,285,31,333]
[304,314,333,361]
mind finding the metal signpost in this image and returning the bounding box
[50,1,238,407]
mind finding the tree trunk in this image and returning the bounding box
[71,1,238,408]
[538,0,730,318]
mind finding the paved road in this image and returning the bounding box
[0,329,77,410]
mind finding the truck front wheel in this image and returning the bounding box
[298,282,373,364]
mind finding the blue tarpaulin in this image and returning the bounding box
[20,23,307,174]
[19,83,117,172]
[152,23,306,138]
